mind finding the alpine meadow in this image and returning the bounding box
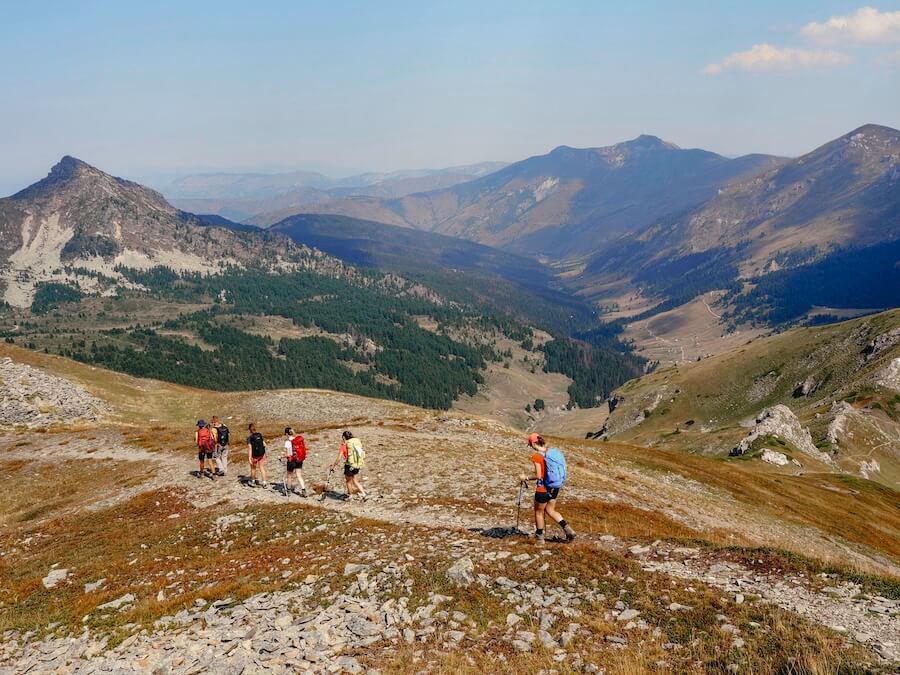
[1,3,899,674]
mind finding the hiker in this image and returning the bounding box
[211,416,230,476]
[283,427,308,497]
[195,420,216,477]
[331,430,367,501]
[247,423,268,487]
[519,433,575,546]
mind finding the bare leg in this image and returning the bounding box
[545,501,563,524]
[534,501,547,531]
[260,462,268,483]
[352,475,366,497]
[296,469,306,491]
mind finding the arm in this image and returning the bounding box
[518,461,543,484]
[331,445,346,469]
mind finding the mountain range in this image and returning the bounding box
[166,161,508,222]
[247,135,784,258]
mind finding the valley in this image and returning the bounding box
[0,125,898,674]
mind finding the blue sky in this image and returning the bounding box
[1,1,899,194]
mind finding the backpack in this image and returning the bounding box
[543,448,567,489]
[197,427,215,452]
[216,424,230,446]
[290,435,307,462]
[249,432,266,458]
[346,438,365,470]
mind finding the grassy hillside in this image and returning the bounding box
[600,310,900,488]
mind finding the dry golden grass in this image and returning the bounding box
[602,442,900,562]
[0,457,154,526]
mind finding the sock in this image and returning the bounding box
[536,528,544,536]
[558,519,568,529]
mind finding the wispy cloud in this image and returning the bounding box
[800,6,900,44]
[703,43,852,75]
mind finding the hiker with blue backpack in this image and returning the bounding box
[519,433,576,546]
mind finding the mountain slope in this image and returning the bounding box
[249,136,783,257]
[598,309,900,488]
[0,156,325,307]
[583,124,900,309]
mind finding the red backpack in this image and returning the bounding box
[290,435,307,462]
[197,427,215,452]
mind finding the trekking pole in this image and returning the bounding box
[280,458,288,497]
[319,467,334,501]
[514,480,525,533]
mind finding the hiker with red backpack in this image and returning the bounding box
[246,423,268,487]
[283,427,308,497]
[195,420,217,478]
[519,433,576,546]
[330,430,367,501]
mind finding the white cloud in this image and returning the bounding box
[703,43,852,75]
[801,6,900,44]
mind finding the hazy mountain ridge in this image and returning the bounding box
[587,124,900,285]
[248,136,784,257]
[166,161,508,222]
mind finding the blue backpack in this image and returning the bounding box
[543,448,567,489]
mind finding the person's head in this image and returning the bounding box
[527,433,546,450]
[341,430,354,441]
[211,416,220,425]
[248,422,256,434]
[284,427,294,436]
[197,419,207,429]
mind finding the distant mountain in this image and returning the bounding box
[582,124,900,321]
[166,161,508,222]
[0,157,327,307]
[248,136,784,257]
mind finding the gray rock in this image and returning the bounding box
[446,557,475,587]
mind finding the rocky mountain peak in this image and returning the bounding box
[622,134,680,151]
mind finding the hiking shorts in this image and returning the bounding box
[250,454,265,466]
[534,487,560,504]
[198,450,214,461]
[343,465,360,477]
[287,459,303,472]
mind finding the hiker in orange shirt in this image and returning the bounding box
[519,433,576,546]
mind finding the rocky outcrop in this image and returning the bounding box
[827,401,855,447]
[864,328,900,361]
[732,405,834,465]
[761,449,790,466]
[0,357,111,428]
[792,376,819,398]
[875,357,900,392]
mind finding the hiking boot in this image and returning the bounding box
[300,488,308,498]
[563,525,577,542]
[534,533,545,548]
[260,481,269,488]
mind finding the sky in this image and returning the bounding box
[1,1,899,194]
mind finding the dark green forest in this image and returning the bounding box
[724,240,900,326]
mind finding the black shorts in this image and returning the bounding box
[535,487,560,504]
[287,459,303,472]
[198,450,214,461]
[344,465,360,477]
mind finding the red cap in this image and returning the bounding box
[527,433,541,447]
